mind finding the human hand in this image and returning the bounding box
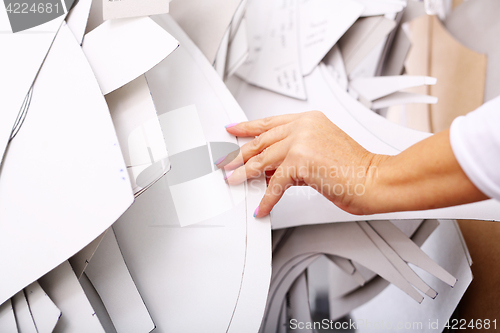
[218,111,386,218]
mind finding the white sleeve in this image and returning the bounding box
[450,95,500,201]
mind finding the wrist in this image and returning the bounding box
[358,153,393,215]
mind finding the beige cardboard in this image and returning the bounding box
[405,15,486,133]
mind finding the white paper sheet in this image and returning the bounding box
[326,255,356,275]
[327,219,425,300]
[0,299,17,333]
[85,0,103,33]
[0,9,66,169]
[169,0,241,64]
[352,220,473,333]
[214,27,230,79]
[66,0,92,44]
[69,231,107,279]
[339,16,396,74]
[354,0,405,17]
[270,223,425,305]
[38,261,105,333]
[113,14,271,333]
[0,24,133,305]
[233,64,500,227]
[266,219,446,330]
[227,17,249,78]
[350,75,437,101]
[287,272,314,333]
[323,45,349,90]
[298,0,363,76]
[79,273,117,333]
[12,291,36,333]
[82,16,179,94]
[106,75,170,195]
[371,91,438,109]
[263,254,321,333]
[237,0,306,99]
[158,105,206,156]
[328,219,441,321]
[85,229,155,333]
[24,281,61,333]
[358,221,437,298]
[369,220,457,286]
[103,0,169,20]
[277,299,287,333]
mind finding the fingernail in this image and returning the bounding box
[253,206,259,218]
[223,170,234,180]
[225,123,238,129]
[214,155,226,165]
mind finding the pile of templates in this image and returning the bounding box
[0,0,499,332]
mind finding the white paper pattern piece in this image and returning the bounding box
[12,291,37,333]
[0,299,17,333]
[352,220,472,333]
[237,0,307,100]
[106,75,170,195]
[82,16,179,94]
[232,65,500,228]
[66,0,93,44]
[169,0,241,64]
[103,0,169,21]
[354,0,406,17]
[0,8,67,170]
[24,281,61,333]
[158,105,206,156]
[169,169,236,226]
[350,75,437,101]
[111,14,271,333]
[0,24,133,305]
[2,0,496,329]
[108,76,168,167]
[85,229,155,333]
[38,261,105,333]
[339,16,397,74]
[298,0,363,76]
[227,17,249,77]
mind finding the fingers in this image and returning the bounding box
[225,140,288,185]
[225,113,301,137]
[255,164,296,218]
[219,125,289,170]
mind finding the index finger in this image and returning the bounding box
[225,113,301,137]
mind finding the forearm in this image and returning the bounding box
[363,129,489,214]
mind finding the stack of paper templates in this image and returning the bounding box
[0,0,499,332]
